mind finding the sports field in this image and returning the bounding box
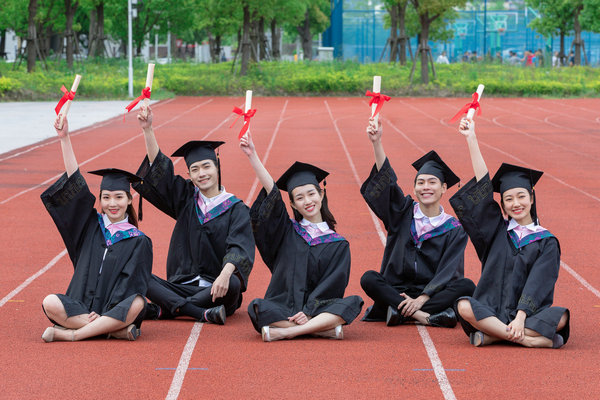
[1,96,598,399]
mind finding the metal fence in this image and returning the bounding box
[323,1,600,65]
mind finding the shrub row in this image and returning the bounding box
[0,59,598,100]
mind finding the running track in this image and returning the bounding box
[1,96,599,399]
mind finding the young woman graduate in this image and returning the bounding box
[449,118,570,348]
[239,132,363,342]
[132,106,254,324]
[40,116,152,342]
[360,119,475,328]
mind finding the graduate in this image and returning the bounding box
[133,105,254,324]
[450,118,570,348]
[40,116,152,342]
[239,132,363,342]
[360,118,475,327]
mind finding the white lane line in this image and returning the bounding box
[244,100,289,205]
[164,103,247,399]
[0,98,213,205]
[324,100,456,400]
[560,261,600,299]
[165,322,204,400]
[0,249,68,308]
[0,98,176,164]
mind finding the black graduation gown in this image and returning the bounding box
[247,186,363,333]
[360,158,468,319]
[449,174,569,341]
[40,170,152,323]
[133,151,254,292]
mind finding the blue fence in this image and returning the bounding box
[322,1,600,65]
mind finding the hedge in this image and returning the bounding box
[0,59,598,100]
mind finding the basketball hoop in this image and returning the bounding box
[497,27,506,35]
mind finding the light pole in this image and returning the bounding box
[127,0,134,98]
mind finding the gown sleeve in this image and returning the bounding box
[249,184,290,272]
[449,173,505,262]
[132,150,193,220]
[360,157,413,231]
[422,226,468,296]
[517,237,561,317]
[222,202,255,291]
[40,169,96,267]
[303,241,351,317]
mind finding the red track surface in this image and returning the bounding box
[1,96,599,400]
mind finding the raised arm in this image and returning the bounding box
[367,118,386,171]
[54,116,78,177]
[459,118,488,181]
[138,105,159,164]
[239,132,275,193]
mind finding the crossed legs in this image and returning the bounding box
[41,294,145,342]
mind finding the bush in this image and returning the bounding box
[0,59,598,100]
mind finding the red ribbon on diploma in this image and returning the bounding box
[231,106,257,139]
[449,92,482,123]
[365,90,391,117]
[125,87,151,113]
[55,85,76,115]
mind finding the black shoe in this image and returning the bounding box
[427,307,457,328]
[203,305,226,325]
[386,305,405,326]
[144,303,162,320]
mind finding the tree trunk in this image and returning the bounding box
[559,30,565,65]
[398,1,408,65]
[27,0,38,72]
[240,6,251,76]
[64,0,78,68]
[297,10,312,60]
[0,29,5,61]
[89,6,97,57]
[258,17,268,60]
[388,4,398,62]
[572,6,582,65]
[271,19,281,60]
[208,32,222,63]
[249,16,258,62]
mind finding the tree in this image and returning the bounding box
[526,0,574,64]
[27,0,38,72]
[384,0,411,64]
[296,0,330,60]
[64,0,79,68]
[410,0,465,84]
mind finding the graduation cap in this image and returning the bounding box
[88,168,144,221]
[171,140,225,169]
[275,161,329,193]
[411,150,460,188]
[491,163,543,194]
[88,168,142,193]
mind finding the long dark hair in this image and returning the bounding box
[98,191,139,228]
[500,189,539,225]
[288,185,337,231]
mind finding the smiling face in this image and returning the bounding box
[188,159,219,195]
[501,187,533,225]
[413,174,447,206]
[290,184,323,223]
[100,190,131,223]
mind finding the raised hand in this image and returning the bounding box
[366,117,382,143]
[54,115,69,138]
[239,131,256,157]
[459,117,475,138]
[137,105,153,129]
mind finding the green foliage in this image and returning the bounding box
[0,60,599,100]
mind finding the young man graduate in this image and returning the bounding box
[359,119,475,327]
[132,105,255,325]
